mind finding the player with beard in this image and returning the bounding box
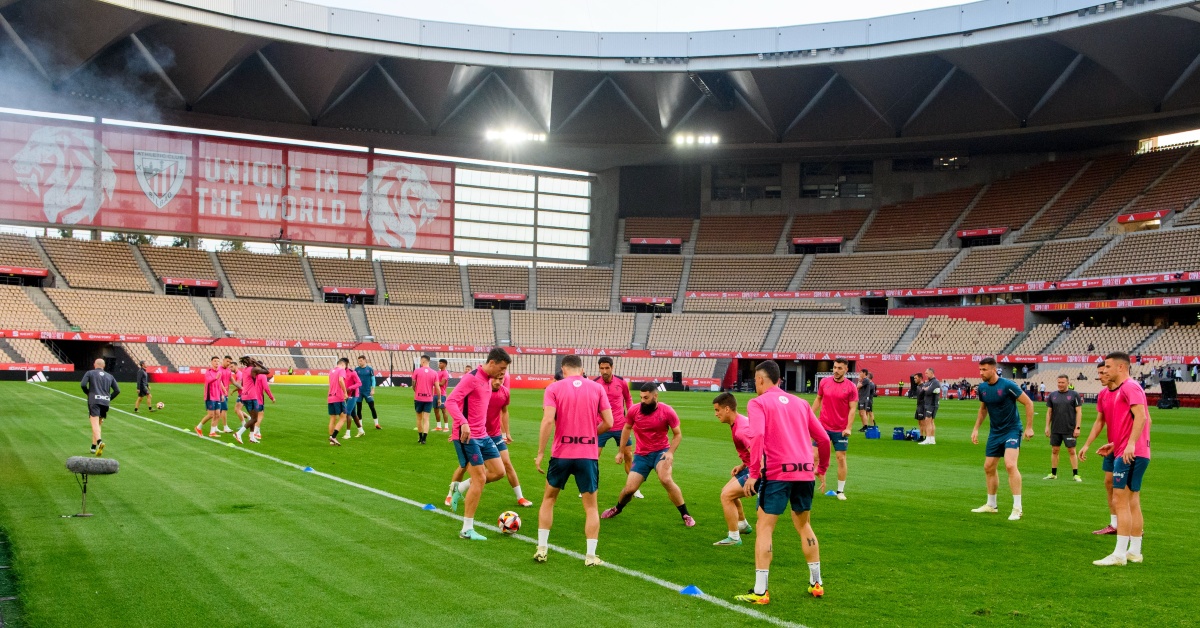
[593,357,642,500]
[1043,374,1084,481]
[815,358,858,499]
[971,358,1036,520]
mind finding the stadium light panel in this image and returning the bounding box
[485,128,547,143]
[0,107,94,123]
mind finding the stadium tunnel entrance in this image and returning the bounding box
[51,340,138,380]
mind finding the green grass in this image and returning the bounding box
[0,381,1197,627]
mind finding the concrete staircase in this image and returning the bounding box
[492,309,511,346]
[1007,160,1092,243]
[891,317,926,353]
[288,346,309,369]
[616,219,629,255]
[191,297,226,337]
[23,287,70,330]
[609,257,623,312]
[28,238,66,287]
[774,215,795,254]
[1090,145,1198,238]
[787,255,814,291]
[1067,234,1125,278]
[1042,329,1073,354]
[129,245,163,294]
[761,312,788,351]
[146,343,173,369]
[527,265,538,311]
[209,251,236,298]
[299,255,322,302]
[632,312,653,349]
[347,304,372,340]
[934,184,989,249]
[683,219,700,255]
[844,208,878,254]
[712,358,732,380]
[1133,328,1166,354]
[926,247,971,288]
[372,260,388,302]
[459,265,473,309]
[1002,330,1030,354]
[673,257,693,313]
[0,338,24,362]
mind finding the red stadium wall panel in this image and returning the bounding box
[0,116,454,252]
[1031,296,1200,311]
[856,359,980,389]
[1117,210,1171,224]
[162,277,219,288]
[0,265,48,277]
[323,286,377,296]
[888,304,1027,330]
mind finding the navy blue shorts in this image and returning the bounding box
[1112,456,1150,492]
[346,396,359,413]
[455,437,501,467]
[490,434,508,452]
[435,395,447,410]
[757,479,815,515]
[631,448,669,478]
[736,467,750,487]
[1102,453,1116,473]
[985,430,1022,458]
[414,400,434,413]
[360,394,373,404]
[547,457,600,494]
[597,429,632,449]
[826,429,849,453]
[328,401,345,415]
[245,400,264,413]
[205,400,221,411]
[218,399,228,411]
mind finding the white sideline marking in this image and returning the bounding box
[38,385,807,628]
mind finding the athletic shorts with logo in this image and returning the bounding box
[88,404,109,418]
[1112,456,1150,491]
[547,458,599,494]
[205,400,221,411]
[857,400,873,411]
[825,429,849,452]
[985,429,1022,458]
[453,437,501,468]
[757,479,814,515]
[490,434,508,452]
[631,448,669,477]
[1102,452,1116,473]
[736,467,750,487]
[435,395,447,410]
[327,401,345,415]
[243,399,263,413]
[1050,433,1077,448]
[597,429,632,449]
[414,400,434,413]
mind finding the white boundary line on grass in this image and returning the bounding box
[37,385,807,628]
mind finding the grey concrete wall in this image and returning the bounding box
[590,168,620,265]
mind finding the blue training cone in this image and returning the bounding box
[825,490,837,497]
[680,585,703,596]
[422,504,437,511]
[302,466,314,472]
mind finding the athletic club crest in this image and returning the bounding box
[358,161,442,249]
[134,150,187,208]
[9,126,116,224]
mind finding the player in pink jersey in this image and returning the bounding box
[341,364,364,440]
[1080,361,1119,535]
[412,355,439,444]
[326,358,350,446]
[1088,352,1152,567]
[445,349,512,540]
[736,360,832,605]
[195,356,226,437]
[434,358,450,432]
[815,358,858,501]
[601,382,694,527]
[216,356,236,434]
[442,373,533,507]
[593,357,642,499]
[712,392,755,547]
[233,357,271,445]
[533,355,613,566]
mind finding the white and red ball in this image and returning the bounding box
[498,510,521,535]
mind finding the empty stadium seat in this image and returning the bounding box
[467,265,529,296]
[308,257,377,290]
[1124,148,1200,219]
[217,251,312,300]
[682,298,844,313]
[156,344,301,371]
[7,338,64,364]
[47,289,211,336]
[1082,228,1200,277]
[939,244,1039,287]
[957,160,1085,232]
[775,315,911,353]
[611,358,717,380]
[0,234,47,269]
[365,306,495,345]
[1056,147,1188,239]
[38,238,152,292]
[1017,154,1132,242]
[1142,324,1200,355]
[856,186,981,252]
[801,250,957,290]
[619,255,683,297]
[789,210,869,242]
[511,311,633,348]
[1053,324,1155,355]
[536,266,612,311]
[137,245,218,282]
[380,260,463,307]
[211,298,356,340]
[694,216,786,254]
[647,314,771,351]
[686,256,801,291]
[0,285,54,329]
[1011,324,1065,354]
[906,315,1017,354]
[1003,238,1107,283]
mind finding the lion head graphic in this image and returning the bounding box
[10,126,116,225]
[359,161,442,249]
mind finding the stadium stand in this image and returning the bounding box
[46,289,211,336]
[1056,147,1188,239]
[511,311,633,348]
[1003,238,1107,283]
[467,264,529,296]
[137,245,218,281]
[1026,364,1105,395]
[1123,147,1200,218]
[615,358,717,380]
[647,313,771,351]
[1017,154,1132,242]
[9,338,65,364]
[801,250,958,290]
[0,285,54,329]
[156,344,301,371]
[211,299,356,340]
[364,306,495,345]
[682,298,843,313]
[536,266,612,311]
[788,210,870,242]
[1141,324,1200,355]
[905,315,1018,354]
[939,243,1039,287]
[508,353,556,376]
[1011,324,1064,354]
[624,217,693,242]
[619,255,683,297]
[855,186,981,252]
[120,342,159,367]
[380,260,463,307]
[1053,324,1155,355]
[685,256,801,291]
[38,238,152,292]
[1081,227,1200,277]
[775,315,911,353]
[217,251,312,300]
[956,160,1085,232]
[308,257,377,290]
[694,215,786,254]
[0,234,47,268]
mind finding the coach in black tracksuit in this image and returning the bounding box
[81,358,119,456]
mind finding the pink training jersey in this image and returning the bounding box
[446,368,492,438]
[1096,386,1115,444]
[413,366,437,402]
[544,375,611,460]
[731,413,753,468]
[438,369,450,395]
[746,386,831,482]
[204,368,223,401]
[626,402,680,456]
[593,375,633,431]
[1105,378,1152,459]
[486,385,511,437]
[327,367,347,403]
[345,369,361,396]
[254,373,275,404]
[240,368,260,402]
[817,376,859,432]
[218,367,232,399]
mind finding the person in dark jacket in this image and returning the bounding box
[133,360,155,413]
[81,358,120,456]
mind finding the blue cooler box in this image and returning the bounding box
[893,427,906,440]
[865,426,881,439]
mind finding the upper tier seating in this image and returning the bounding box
[624,217,693,242]
[0,285,54,329]
[1124,147,1200,218]
[775,315,911,353]
[615,358,717,380]
[686,256,801,292]
[683,298,843,313]
[506,353,556,376]
[308,257,376,290]
[0,234,47,268]
[137,245,218,282]
[856,186,981,252]
[647,314,771,351]
[1003,238,1107,283]
[38,238,151,292]
[957,160,1085,232]
[906,316,1018,354]
[120,342,159,368]
[511,311,634,348]
[694,216,786,254]
[467,265,529,296]
[1053,324,1155,355]
[619,255,683,297]
[1082,228,1200,277]
[47,289,211,336]
[217,251,311,300]
[8,338,64,364]
[1025,363,1104,395]
[380,261,463,307]
[1057,147,1188,239]
[801,250,958,290]
[156,345,301,371]
[211,298,355,340]
[365,306,495,345]
[939,244,1039,287]
[537,267,612,311]
[789,210,870,242]
[1142,324,1200,355]
[1011,324,1064,354]
[1018,154,1132,242]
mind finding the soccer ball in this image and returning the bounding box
[498,510,521,535]
[156,402,165,410]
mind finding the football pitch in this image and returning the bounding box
[0,381,1196,627]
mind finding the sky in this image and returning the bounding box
[321,0,973,32]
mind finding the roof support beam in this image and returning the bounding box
[841,75,893,134]
[256,50,310,120]
[608,78,661,138]
[734,90,776,137]
[553,77,608,133]
[376,62,429,127]
[1163,49,1200,105]
[319,64,373,119]
[782,73,836,139]
[1028,53,1083,120]
[0,13,49,82]
[129,33,185,105]
[903,66,956,130]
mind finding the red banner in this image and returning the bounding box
[0,116,454,252]
[162,277,219,288]
[1117,210,1171,224]
[630,238,680,245]
[0,265,48,277]
[792,237,844,244]
[1032,296,1200,311]
[957,227,1008,238]
[323,286,377,296]
[2,363,74,372]
[473,293,526,301]
[621,296,674,304]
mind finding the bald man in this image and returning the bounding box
[81,359,120,456]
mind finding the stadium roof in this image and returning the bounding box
[3,0,1200,171]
